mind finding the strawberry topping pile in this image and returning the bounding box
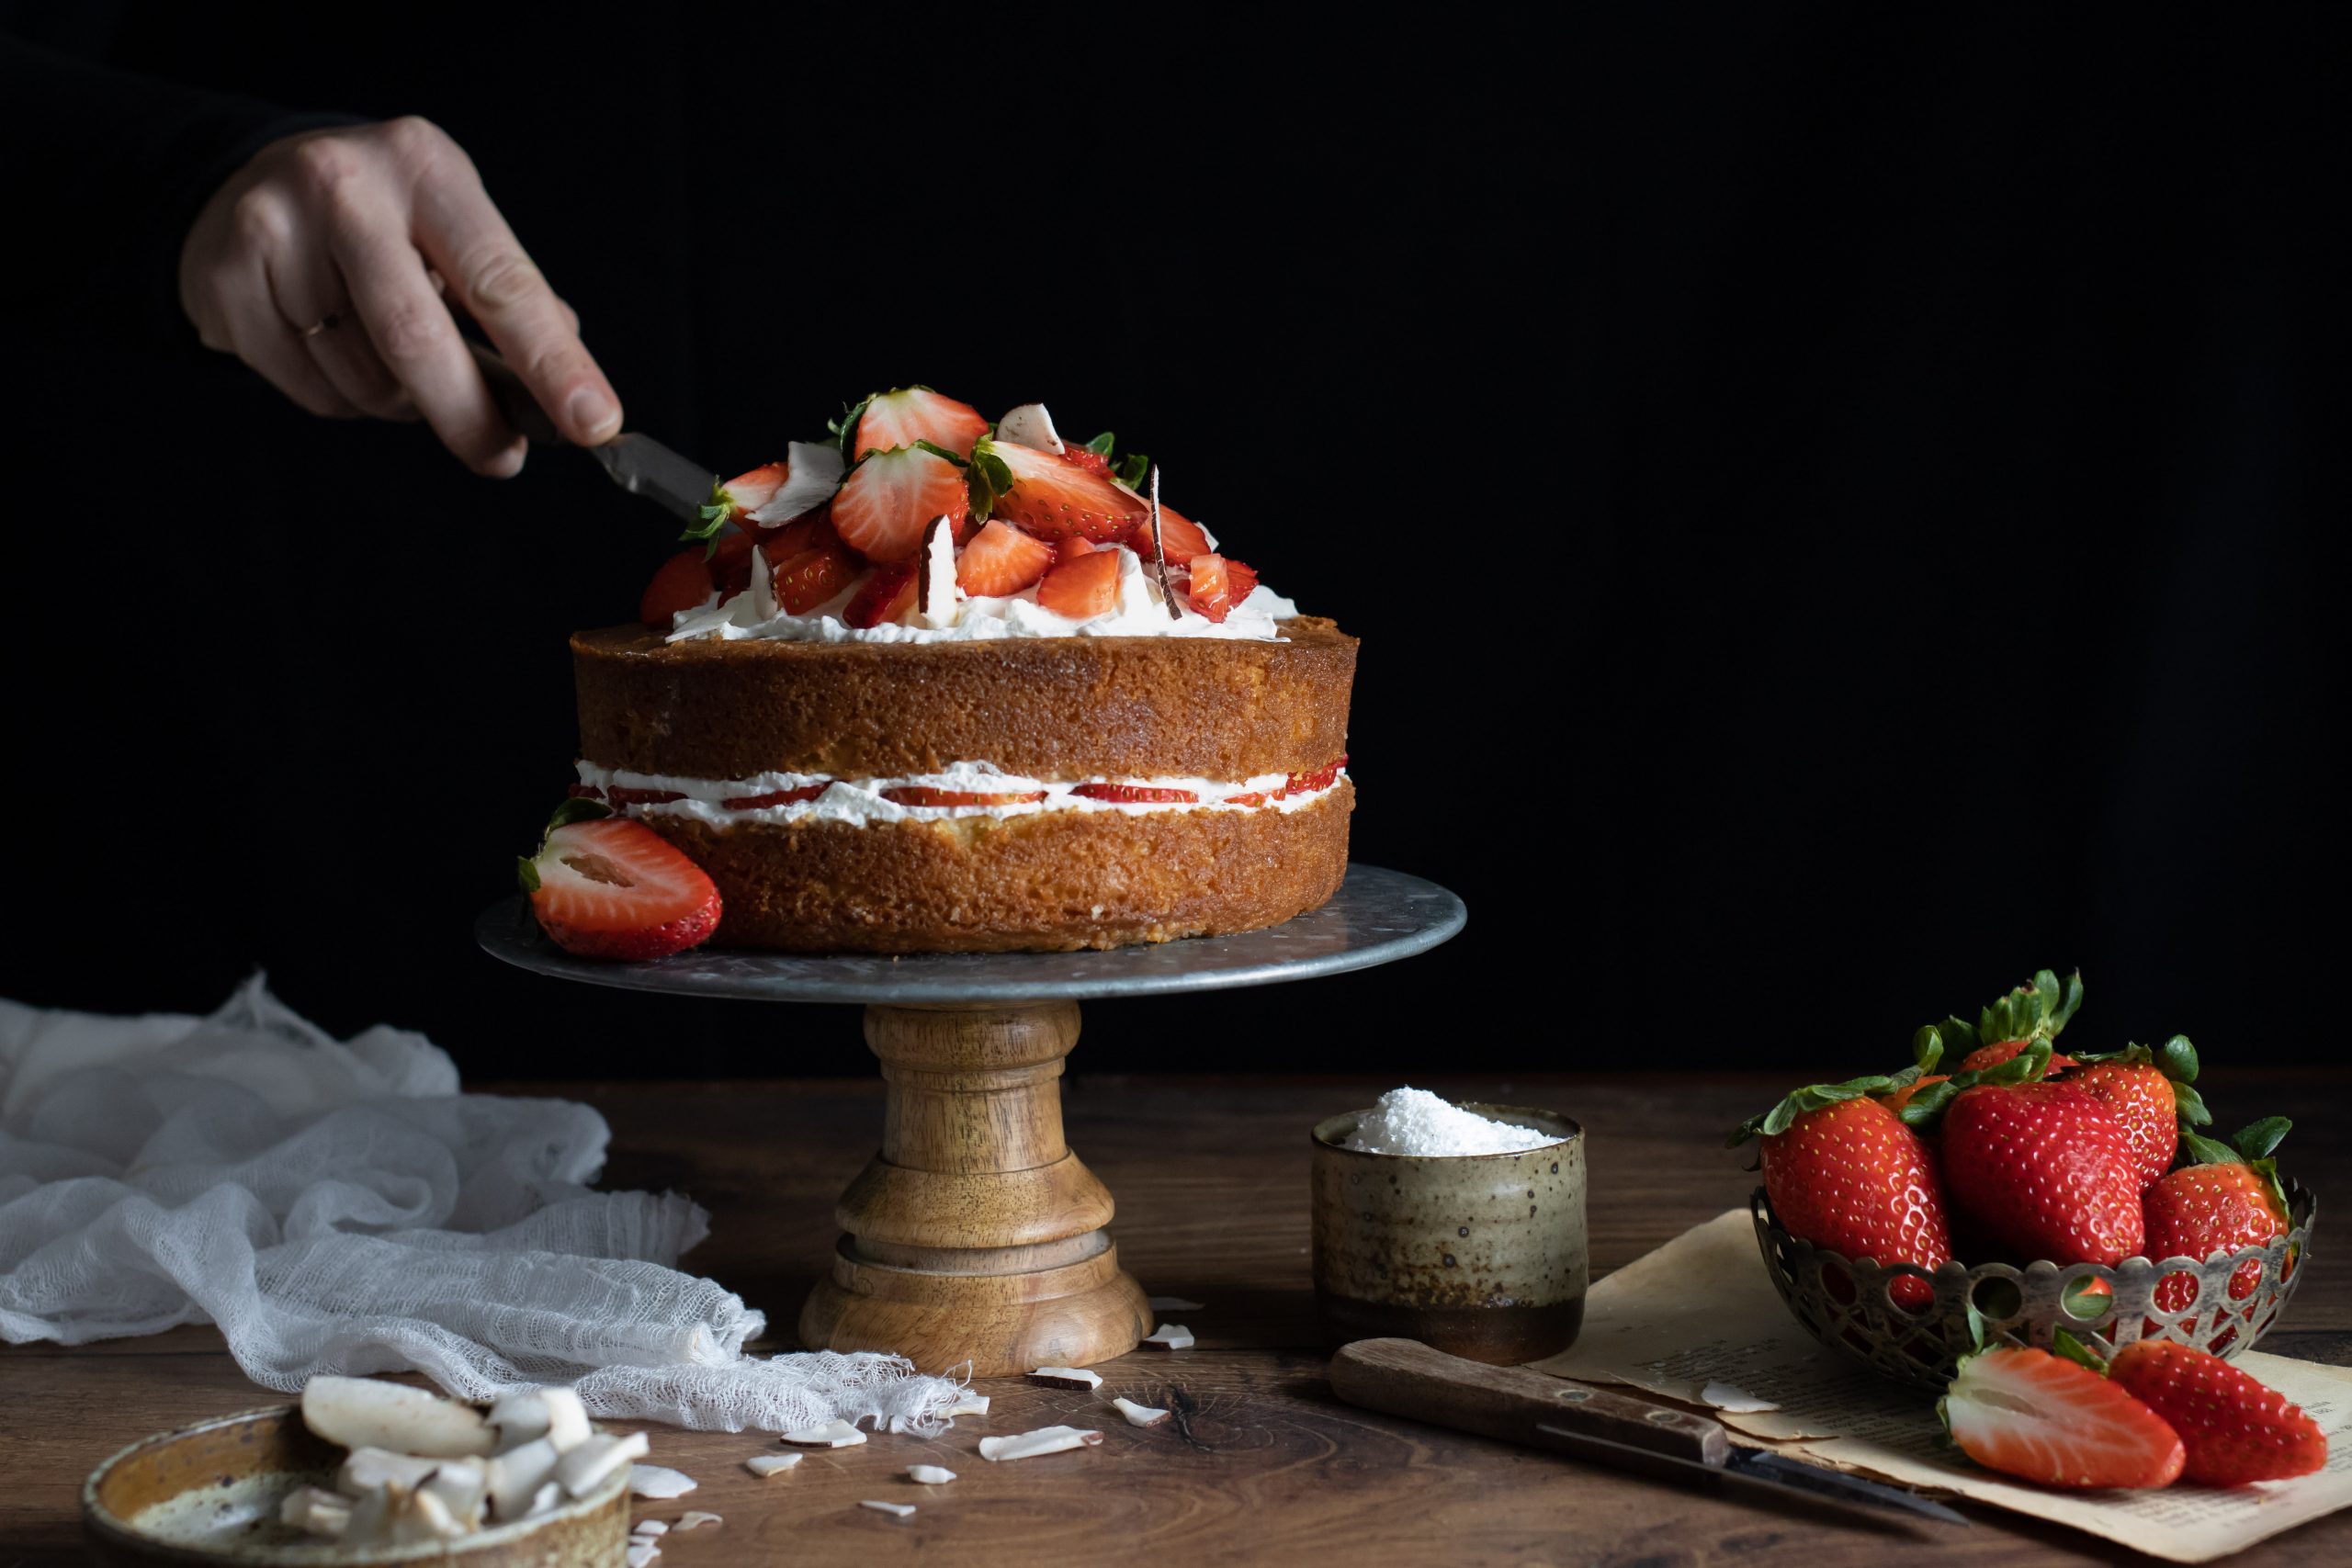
[640,389,1275,632]
[1731,967,2322,1491]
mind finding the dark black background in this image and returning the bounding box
[0,10,2337,1079]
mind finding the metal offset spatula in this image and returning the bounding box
[469,343,713,525]
[1328,1337,1969,1529]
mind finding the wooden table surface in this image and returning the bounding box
[6,1067,2346,1567]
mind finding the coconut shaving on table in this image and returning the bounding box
[1343,1088,1560,1156]
[0,976,962,1435]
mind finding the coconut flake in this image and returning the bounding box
[556,1431,649,1498]
[488,1391,553,1450]
[861,1500,917,1519]
[632,1520,670,1537]
[1142,1323,1196,1349]
[300,1376,494,1460]
[1147,466,1181,619]
[1027,1365,1103,1390]
[485,1438,560,1519]
[674,1511,722,1531]
[906,1464,957,1484]
[1148,1296,1205,1312]
[527,1481,563,1517]
[780,1418,866,1449]
[279,1486,350,1537]
[997,403,1065,455]
[628,1464,697,1499]
[337,1447,441,1498]
[978,1426,1104,1461]
[916,515,958,629]
[943,1393,990,1417]
[1699,1381,1781,1414]
[420,1461,487,1529]
[745,1453,802,1478]
[748,441,846,525]
[537,1389,592,1453]
[1111,1397,1170,1427]
[626,1542,662,1568]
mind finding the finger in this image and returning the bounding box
[324,202,524,477]
[412,171,621,445]
[213,253,364,420]
[265,243,414,422]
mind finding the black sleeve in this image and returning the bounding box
[0,30,359,354]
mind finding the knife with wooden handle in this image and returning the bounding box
[1328,1338,1968,1527]
[468,342,715,525]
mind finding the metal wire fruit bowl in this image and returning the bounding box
[1749,1182,2316,1392]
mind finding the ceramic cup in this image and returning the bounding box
[1310,1105,1587,1364]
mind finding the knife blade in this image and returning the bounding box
[1329,1337,1968,1529]
[467,342,715,525]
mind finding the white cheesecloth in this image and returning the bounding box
[0,976,961,1433]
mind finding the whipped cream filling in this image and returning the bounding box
[574,758,1348,828]
[665,542,1301,646]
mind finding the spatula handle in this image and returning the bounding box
[1329,1337,1729,1465]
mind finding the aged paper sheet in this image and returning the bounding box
[1531,1209,2352,1562]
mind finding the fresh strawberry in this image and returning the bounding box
[517,807,720,962]
[974,437,1149,544]
[1940,1346,2185,1489]
[639,549,713,626]
[1155,504,1214,563]
[842,563,918,628]
[708,529,758,595]
[1057,536,1101,558]
[1060,444,1115,480]
[2143,1120,2292,1314]
[2064,1074,2177,1190]
[1036,548,1123,618]
[2107,1339,2326,1485]
[720,784,831,808]
[881,786,1049,807]
[1070,783,1198,804]
[1939,1080,2145,1265]
[955,519,1055,597]
[762,523,856,615]
[1280,757,1349,796]
[700,461,789,528]
[831,445,970,564]
[1958,1039,2079,1077]
[1731,1085,1953,1309]
[850,388,989,460]
[1186,553,1248,623]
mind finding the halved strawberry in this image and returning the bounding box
[1036,548,1123,618]
[762,522,857,615]
[518,810,721,962]
[853,388,989,460]
[721,783,831,808]
[842,563,918,628]
[882,786,1049,807]
[1155,504,1214,563]
[640,549,714,626]
[831,446,969,563]
[956,519,1055,597]
[1941,1347,2185,1489]
[1057,536,1101,559]
[709,530,758,595]
[700,461,788,529]
[1187,553,1255,623]
[2108,1339,2327,1485]
[1071,783,1198,804]
[1279,756,1349,796]
[1061,445,1115,480]
[976,438,1148,543]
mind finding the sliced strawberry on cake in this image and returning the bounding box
[1036,547,1123,618]
[842,561,919,627]
[763,521,858,615]
[517,802,721,961]
[639,549,714,626]
[971,437,1150,544]
[847,388,989,461]
[1186,554,1260,623]
[693,461,788,537]
[956,519,1054,597]
[831,445,970,563]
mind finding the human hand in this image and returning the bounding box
[177,117,621,477]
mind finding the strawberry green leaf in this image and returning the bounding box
[2061,1278,2115,1320]
[1084,430,1117,456]
[2171,1081,2212,1126]
[1894,1041,2052,1131]
[2158,1033,2199,1083]
[2233,1117,2291,1162]
[1727,1067,1922,1146]
[910,438,968,468]
[966,442,1012,524]
[2050,1326,2109,1374]
[1962,1301,1988,1355]
[1894,1079,1962,1127]
[545,796,613,836]
[1114,451,1150,489]
[2180,1128,2243,1166]
[829,396,874,458]
[514,855,541,895]
[1912,1024,1947,1073]
[682,477,734,548]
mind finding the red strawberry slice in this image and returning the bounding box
[604,785,687,807]
[1060,445,1115,479]
[956,519,1055,597]
[1036,548,1123,618]
[882,786,1049,807]
[1155,504,1214,563]
[704,461,788,527]
[979,438,1149,543]
[1058,536,1101,559]
[831,446,969,563]
[720,783,831,808]
[639,549,714,626]
[1187,554,1260,623]
[842,563,918,628]
[519,816,721,962]
[1070,783,1199,804]
[762,522,857,615]
[852,388,989,460]
[1280,756,1349,796]
[707,530,758,595]
[1942,1347,2186,1489]
[1222,791,1271,807]
[2108,1339,2327,1485]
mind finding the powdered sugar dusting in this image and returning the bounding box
[1340,1089,1560,1157]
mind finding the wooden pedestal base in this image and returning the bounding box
[797,1000,1151,1375]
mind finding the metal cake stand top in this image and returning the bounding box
[476,863,1464,1005]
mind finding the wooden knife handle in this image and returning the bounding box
[1329,1337,1729,1466]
